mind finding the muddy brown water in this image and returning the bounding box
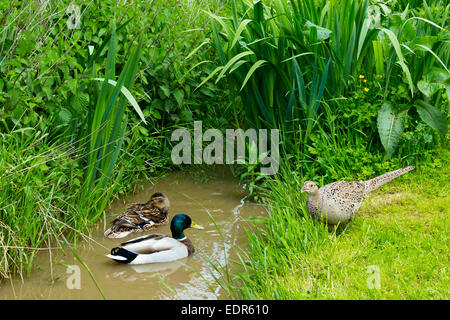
[0,170,266,299]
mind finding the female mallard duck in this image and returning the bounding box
[106,214,204,264]
[104,192,170,239]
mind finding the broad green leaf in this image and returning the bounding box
[344,22,356,80]
[70,92,89,113]
[380,28,404,59]
[159,84,171,98]
[415,100,447,139]
[7,87,22,106]
[396,60,414,97]
[417,69,449,97]
[377,102,408,158]
[314,59,331,112]
[151,108,161,119]
[56,108,72,125]
[292,58,306,108]
[211,21,225,65]
[253,85,272,125]
[173,89,185,105]
[180,109,193,122]
[139,127,149,136]
[253,0,264,24]
[411,36,438,48]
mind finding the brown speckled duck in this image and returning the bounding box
[104,192,170,239]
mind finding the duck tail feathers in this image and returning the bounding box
[104,228,132,239]
[107,247,138,264]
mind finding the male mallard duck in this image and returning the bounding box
[106,214,204,264]
[104,192,170,239]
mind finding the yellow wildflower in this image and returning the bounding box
[364,87,369,92]
[359,74,364,79]
[363,79,367,83]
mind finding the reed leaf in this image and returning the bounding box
[240,59,266,91]
[381,27,414,96]
[82,26,143,193]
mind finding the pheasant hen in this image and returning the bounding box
[301,166,415,228]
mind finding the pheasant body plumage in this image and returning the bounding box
[302,166,415,227]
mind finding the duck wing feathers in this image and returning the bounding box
[104,203,168,238]
[107,234,190,264]
[120,234,174,254]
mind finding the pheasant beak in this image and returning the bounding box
[191,221,205,230]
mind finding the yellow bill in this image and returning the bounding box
[191,221,205,230]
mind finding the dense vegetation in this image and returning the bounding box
[0,0,229,278]
[0,0,448,298]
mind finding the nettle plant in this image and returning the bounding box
[375,1,448,158]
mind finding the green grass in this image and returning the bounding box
[0,129,89,278]
[220,151,449,299]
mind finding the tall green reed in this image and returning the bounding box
[197,0,379,152]
[81,21,145,203]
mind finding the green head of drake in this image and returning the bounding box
[170,214,204,240]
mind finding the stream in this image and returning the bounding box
[0,170,266,299]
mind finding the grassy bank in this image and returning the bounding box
[219,151,449,299]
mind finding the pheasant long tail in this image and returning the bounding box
[364,166,415,195]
